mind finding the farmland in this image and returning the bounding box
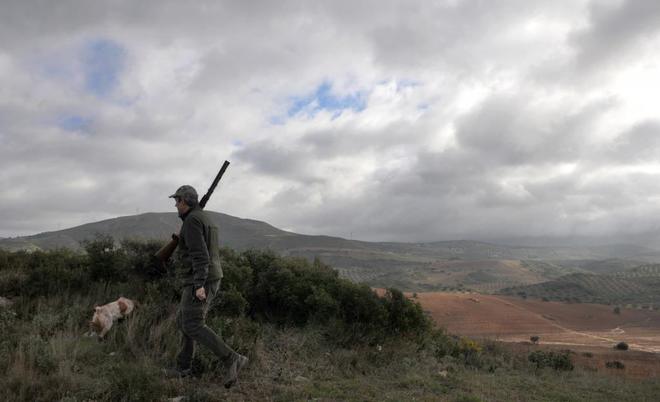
[415,291,660,379]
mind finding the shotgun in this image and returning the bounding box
[154,160,230,265]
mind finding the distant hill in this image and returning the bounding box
[4,211,660,292]
[0,211,364,253]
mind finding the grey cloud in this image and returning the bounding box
[300,120,426,158]
[2,0,660,244]
[607,121,660,163]
[257,100,660,242]
[570,0,660,69]
[233,110,437,184]
[524,174,578,202]
[231,139,320,183]
[456,91,620,166]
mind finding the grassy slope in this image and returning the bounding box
[2,243,659,401]
[2,289,659,402]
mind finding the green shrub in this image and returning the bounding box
[605,360,625,369]
[383,288,431,336]
[121,238,167,280]
[10,249,89,298]
[0,269,28,298]
[239,249,429,343]
[528,350,574,371]
[218,247,254,295]
[83,234,129,285]
[215,287,249,317]
[304,287,340,323]
[431,330,486,367]
[615,342,629,351]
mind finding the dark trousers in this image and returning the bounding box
[176,280,235,370]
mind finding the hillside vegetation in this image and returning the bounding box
[499,269,660,307]
[1,238,659,401]
[613,264,660,279]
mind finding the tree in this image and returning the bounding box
[614,342,629,351]
[606,361,625,369]
[530,336,539,344]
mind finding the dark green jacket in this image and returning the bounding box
[176,206,222,289]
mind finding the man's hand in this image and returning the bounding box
[195,287,207,301]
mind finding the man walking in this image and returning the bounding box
[165,185,248,388]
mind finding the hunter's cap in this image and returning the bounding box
[168,185,198,202]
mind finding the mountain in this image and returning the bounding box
[3,211,660,292]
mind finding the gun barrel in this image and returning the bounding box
[199,160,230,209]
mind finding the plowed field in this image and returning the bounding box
[412,292,660,378]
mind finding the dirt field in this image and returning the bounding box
[412,291,660,379]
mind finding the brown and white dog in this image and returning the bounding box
[90,297,136,338]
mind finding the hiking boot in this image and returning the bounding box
[163,367,192,379]
[223,354,248,388]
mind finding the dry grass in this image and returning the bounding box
[2,299,660,402]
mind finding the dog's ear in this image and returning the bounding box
[118,299,128,313]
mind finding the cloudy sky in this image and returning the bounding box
[2,0,660,244]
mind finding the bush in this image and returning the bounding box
[12,249,89,298]
[83,234,129,285]
[605,360,625,369]
[383,288,431,336]
[121,238,167,280]
[430,330,486,367]
[242,249,429,343]
[455,337,483,367]
[0,243,432,348]
[0,268,28,298]
[528,350,574,371]
[615,342,629,351]
[215,287,249,317]
[431,328,456,360]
